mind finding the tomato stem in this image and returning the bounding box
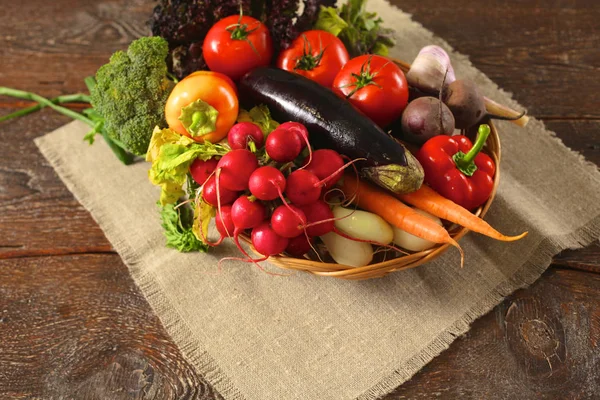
[225,4,260,59]
[294,34,326,71]
[338,56,383,99]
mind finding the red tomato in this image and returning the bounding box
[203,15,273,81]
[332,55,408,128]
[277,30,349,87]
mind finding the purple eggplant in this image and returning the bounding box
[238,67,423,194]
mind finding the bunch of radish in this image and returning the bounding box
[188,120,355,266]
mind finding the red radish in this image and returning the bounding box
[202,176,238,206]
[265,128,302,162]
[215,205,235,238]
[190,158,219,186]
[278,122,309,149]
[251,222,289,256]
[285,234,312,257]
[248,166,286,201]
[298,200,335,237]
[302,149,344,188]
[216,149,258,191]
[231,196,266,230]
[221,196,268,263]
[271,204,307,238]
[285,169,322,205]
[227,122,264,150]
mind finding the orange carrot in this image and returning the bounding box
[339,173,464,266]
[397,184,527,241]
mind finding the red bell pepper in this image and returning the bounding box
[416,124,495,210]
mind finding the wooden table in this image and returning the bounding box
[1,0,598,398]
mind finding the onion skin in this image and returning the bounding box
[332,206,394,245]
[321,232,373,267]
[406,45,456,94]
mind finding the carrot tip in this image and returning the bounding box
[449,238,465,268]
[502,231,528,242]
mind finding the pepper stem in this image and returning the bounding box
[189,111,207,132]
[453,124,491,177]
[178,99,219,138]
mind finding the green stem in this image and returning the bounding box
[342,56,382,99]
[101,130,134,165]
[166,71,179,84]
[0,93,91,123]
[452,124,491,176]
[279,161,294,172]
[0,86,134,165]
[0,87,95,127]
[462,124,490,165]
[294,34,325,71]
[84,76,97,95]
[188,111,206,132]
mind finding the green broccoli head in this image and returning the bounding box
[91,37,174,156]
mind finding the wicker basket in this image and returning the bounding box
[245,59,502,280]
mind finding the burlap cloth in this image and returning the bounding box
[35,1,600,398]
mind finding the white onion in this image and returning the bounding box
[321,232,373,267]
[332,206,394,244]
[406,45,456,94]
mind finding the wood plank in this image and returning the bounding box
[0,110,114,259]
[0,0,151,101]
[0,254,222,400]
[1,0,599,120]
[543,120,600,166]
[1,255,598,399]
[0,0,599,399]
[390,268,600,399]
[396,0,600,119]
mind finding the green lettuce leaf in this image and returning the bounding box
[237,104,279,135]
[314,0,395,58]
[148,128,228,206]
[314,7,348,37]
[192,199,215,244]
[146,126,194,163]
[160,202,208,252]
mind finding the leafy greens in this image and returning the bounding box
[315,0,395,57]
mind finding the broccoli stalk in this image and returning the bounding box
[0,93,90,123]
[0,36,174,165]
[0,86,134,164]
